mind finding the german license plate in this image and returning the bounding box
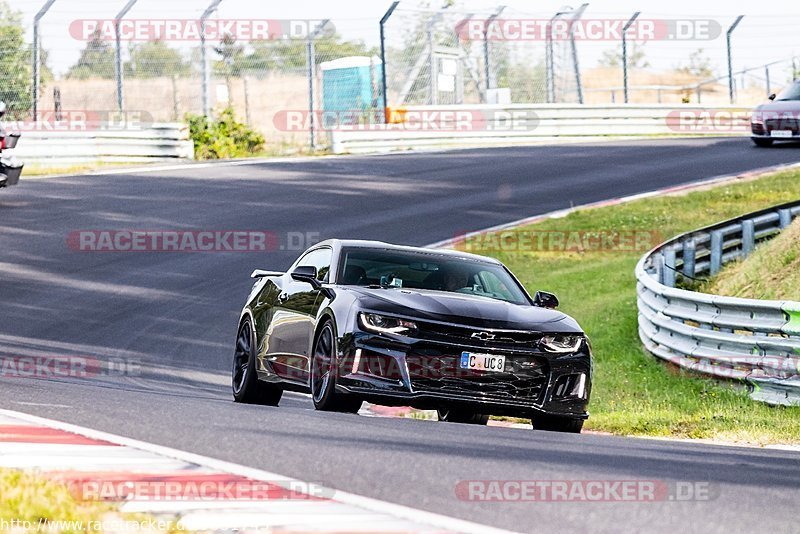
[460,352,506,373]
[771,130,793,138]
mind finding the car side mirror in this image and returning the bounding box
[291,265,320,288]
[533,291,559,309]
[769,93,777,101]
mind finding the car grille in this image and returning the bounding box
[766,118,800,133]
[414,322,543,349]
[406,353,549,404]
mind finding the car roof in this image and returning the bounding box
[316,239,503,265]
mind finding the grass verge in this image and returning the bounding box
[468,169,800,444]
[701,218,800,300]
[0,469,182,533]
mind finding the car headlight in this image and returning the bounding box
[539,334,583,353]
[751,113,764,126]
[359,313,417,335]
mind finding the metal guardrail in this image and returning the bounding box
[6,123,194,167]
[329,104,751,154]
[636,201,800,406]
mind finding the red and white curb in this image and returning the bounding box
[0,409,513,534]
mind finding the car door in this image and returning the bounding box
[263,247,332,385]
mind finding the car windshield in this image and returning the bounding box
[775,82,800,101]
[338,248,530,305]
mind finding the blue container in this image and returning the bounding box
[321,56,384,126]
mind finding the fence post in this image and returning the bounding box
[622,11,640,104]
[569,4,588,104]
[379,1,400,123]
[243,76,251,126]
[726,15,744,104]
[32,0,57,120]
[307,19,330,151]
[201,0,223,117]
[483,6,505,93]
[545,10,568,103]
[765,66,771,98]
[114,0,139,113]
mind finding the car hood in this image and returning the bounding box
[342,286,582,333]
[754,100,800,113]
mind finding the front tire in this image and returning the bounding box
[232,318,282,405]
[437,409,489,425]
[310,321,362,413]
[532,413,583,433]
[752,138,773,147]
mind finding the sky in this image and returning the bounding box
[12,0,800,85]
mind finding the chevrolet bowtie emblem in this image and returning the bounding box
[471,332,496,341]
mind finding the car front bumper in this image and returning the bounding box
[335,330,592,420]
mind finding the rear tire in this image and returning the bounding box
[310,321,362,413]
[752,138,773,147]
[437,409,489,425]
[232,318,283,405]
[531,413,583,433]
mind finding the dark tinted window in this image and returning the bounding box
[339,248,529,305]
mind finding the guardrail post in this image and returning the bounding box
[654,253,665,285]
[741,219,755,255]
[682,239,696,279]
[710,230,723,275]
[663,248,677,287]
[778,208,792,229]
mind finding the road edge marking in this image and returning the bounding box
[0,408,517,534]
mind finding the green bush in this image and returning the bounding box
[186,107,265,160]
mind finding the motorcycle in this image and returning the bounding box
[0,101,24,189]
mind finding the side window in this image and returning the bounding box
[296,248,332,282]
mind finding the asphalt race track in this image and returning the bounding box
[1,138,800,533]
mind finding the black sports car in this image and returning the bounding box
[232,240,592,433]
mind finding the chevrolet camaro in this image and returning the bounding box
[232,240,592,433]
